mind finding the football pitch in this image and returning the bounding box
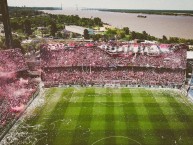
[2,87,193,145]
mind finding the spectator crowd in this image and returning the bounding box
[40,43,187,88]
[42,67,184,87]
[0,49,38,132]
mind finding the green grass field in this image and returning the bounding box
[2,87,193,145]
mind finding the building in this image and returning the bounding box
[187,51,193,60]
[65,25,94,36]
[189,45,193,51]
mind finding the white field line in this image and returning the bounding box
[92,136,141,145]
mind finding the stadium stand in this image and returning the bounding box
[0,48,39,130]
[40,43,187,88]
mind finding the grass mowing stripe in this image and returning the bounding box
[36,87,75,145]
[162,91,193,141]
[112,89,126,145]
[164,92,193,124]
[104,88,116,145]
[121,88,144,145]
[70,88,95,145]
[88,88,106,145]
[142,89,175,145]
[138,89,160,145]
[53,88,86,145]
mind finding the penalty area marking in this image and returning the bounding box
[91,136,141,145]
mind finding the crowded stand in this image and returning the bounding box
[41,43,187,88]
[41,43,187,69]
[0,49,28,72]
[42,67,185,88]
[0,49,39,132]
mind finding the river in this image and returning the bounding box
[44,9,193,39]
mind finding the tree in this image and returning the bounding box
[93,17,103,26]
[106,28,117,35]
[50,21,57,36]
[131,31,137,40]
[162,35,168,43]
[83,29,89,39]
[0,37,5,49]
[169,37,179,43]
[141,31,148,40]
[23,19,32,36]
[12,37,22,48]
[92,34,102,41]
[56,32,63,38]
[116,30,125,39]
[123,27,130,35]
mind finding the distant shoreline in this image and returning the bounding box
[83,8,193,17]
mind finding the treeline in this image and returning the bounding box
[91,27,157,42]
[9,7,103,38]
[98,9,193,16]
[8,7,44,18]
[10,14,103,35]
[92,27,193,45]
[159,35,193,45]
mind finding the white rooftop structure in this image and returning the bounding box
[189,45,193,50]
[65,25,94,35]
[187,51,193,60]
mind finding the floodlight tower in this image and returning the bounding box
[61,3,63,10]
[0,0,13,49]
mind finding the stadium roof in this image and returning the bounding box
[187,51,193,60]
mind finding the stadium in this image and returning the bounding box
[1,42,193,145]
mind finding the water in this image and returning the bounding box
[44,9,193,39]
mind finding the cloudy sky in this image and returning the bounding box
[7,0,193,10]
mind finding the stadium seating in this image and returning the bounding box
[0,48,38,129]
[40,43,187,88]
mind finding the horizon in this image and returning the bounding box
[7,0,193,11]
[8,6,193,11]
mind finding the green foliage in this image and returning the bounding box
[12,37,22,48]
[93,17,103,27]
[9,7,44,18]
[50,21,57,37]
[56,32,63,38]
[9,9,103,39]
[83,29,89,39]
[23,19,32,36]
[123,27,130,35]
[99,9,193,16]
[0,37,5,49]
[92,34,102,41]
[130,31,137,40]
[116,30,126,39]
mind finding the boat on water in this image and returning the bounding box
[137,15,147,18]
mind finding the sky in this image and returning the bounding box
[7,0,193,10]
